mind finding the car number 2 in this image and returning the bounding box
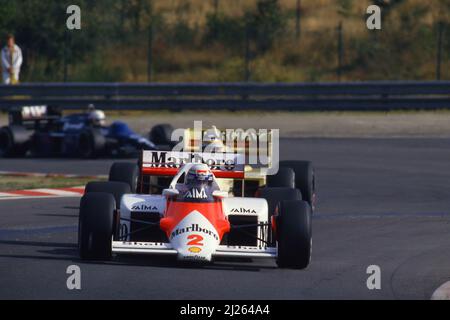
[187,234,204,246]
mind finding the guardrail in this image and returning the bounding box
[0,81,449,111]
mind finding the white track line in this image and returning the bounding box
[0,195,82,201]
[0,171,107,179]
[431,281,450,300]
[0,187,85,201]
[32,188,84,196]
[0,192,19,198]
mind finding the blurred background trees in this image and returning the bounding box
[0,0,448,82]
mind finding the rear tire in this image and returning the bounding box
[149,124,174,146]
[78,192,116,260]
[280,160,316,211]
[0,126,32,157]
[259,187,302,217]
[109,162,139,192]
[85,181,130,209]
[266,167,295,189]
[276,200,312,269]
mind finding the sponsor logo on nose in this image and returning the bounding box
[188,247,202,253]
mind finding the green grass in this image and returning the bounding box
[0,176,104,192]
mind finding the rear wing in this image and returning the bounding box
[8,105,62,127]
[181,127,272,155]
[176,126,277,165]
[141,151,245,179]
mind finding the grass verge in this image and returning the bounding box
[0,176,105,192]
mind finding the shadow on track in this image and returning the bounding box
[0,239,76,248]
[0,239,276,272]
[35,213,78,218]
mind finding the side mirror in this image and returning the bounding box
[163,189,180,198]
[212,190,229,199]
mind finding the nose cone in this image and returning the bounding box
[168,211,220,262]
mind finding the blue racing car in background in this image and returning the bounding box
[0,105,174,158]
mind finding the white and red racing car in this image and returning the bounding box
[78,147,315,269]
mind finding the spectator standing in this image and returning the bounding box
[1,34,23,85]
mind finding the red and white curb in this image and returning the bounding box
[0,187,85,201]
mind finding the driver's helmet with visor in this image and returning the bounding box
[180,164,218,202]
[185,164,214,185]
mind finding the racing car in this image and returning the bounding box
[0,105,174,158]
[78,131,316,269]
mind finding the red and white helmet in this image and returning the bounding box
[185,163,213,184]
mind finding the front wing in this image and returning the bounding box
[112,241,277,259]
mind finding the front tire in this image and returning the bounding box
[79,129,106,158]
[78,192,116,260]
[258,187,302,246]
[276,200,312,269]
[85,181,130,209]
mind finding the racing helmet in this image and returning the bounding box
[88,110,106,126]
[204,126,221,142]
[185,163,214,186]
[203,126,225,152]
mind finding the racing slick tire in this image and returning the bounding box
[266,167,295,189]
[280,160,316,211]
[0,126,32,157]
[79,128,106,158]
[276,200,312,269]
[109,162,139,192]
[149,124,174,146]
[259,187,302,246]
[78,192,116,260]
[85,181,130,209]
[259,187,302,217]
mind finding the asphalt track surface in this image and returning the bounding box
[1,138,450,299]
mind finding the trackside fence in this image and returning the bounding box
[0,81,449,111]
